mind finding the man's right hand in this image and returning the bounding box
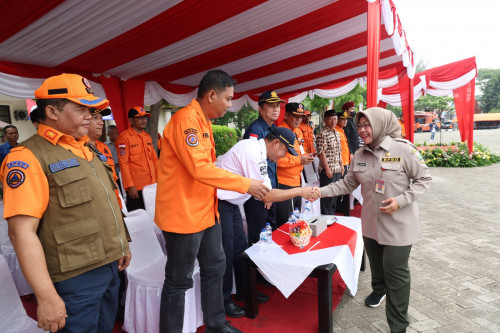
[247,179,270,201]
[127,186,139,199]
[37,293,67,332]
[300,154,315,165]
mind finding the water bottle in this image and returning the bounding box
[259,228,268,251]
[302,200,312,220]
[265,222,272,243]
[293,207,301,220]
[288,212,296,224]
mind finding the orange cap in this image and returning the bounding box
[128,106,151,118]
[35,73,109,109]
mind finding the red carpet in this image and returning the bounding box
[22,203,362,333]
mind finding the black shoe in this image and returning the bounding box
[365,292,386,307]
[235,291,270,304]
[224,301,245,318]
[206,321,242,333]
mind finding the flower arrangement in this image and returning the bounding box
[417,142,500,167]
[289,220,312,247]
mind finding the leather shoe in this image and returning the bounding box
[224,301,245,318]
[235,291,270,304]
[206,321,242,333]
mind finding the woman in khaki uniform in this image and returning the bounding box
[316,107,432,333]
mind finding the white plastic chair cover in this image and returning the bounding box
[141,183,166,253]
[0,219,33,296]
[123,209,203,333]
[0,254,41,332]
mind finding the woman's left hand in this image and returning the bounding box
[379,198,399,215]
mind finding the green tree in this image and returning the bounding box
[301,95,331,113]
[332,84,366,111]
[211,104,258,134]
[479,70,500,113]
[414,95,454,119]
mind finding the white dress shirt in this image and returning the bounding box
[216,139,272,205]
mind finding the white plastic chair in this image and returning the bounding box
[0,254,42,332]
[141,183,166,253]
[123,209,203,333]
[0,219,33,296]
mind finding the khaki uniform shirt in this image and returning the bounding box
[321,136,432,246]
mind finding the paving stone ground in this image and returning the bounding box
[332,129,500,332]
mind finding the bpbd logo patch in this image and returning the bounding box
[6,169,25,188]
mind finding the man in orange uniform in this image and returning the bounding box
[155,70,269,333]
[86,107,122,208]
[336,110,351,215]
[275,102,315,226]
[299,110,316,154]
[116,106,159,211]
[0,74,131,332]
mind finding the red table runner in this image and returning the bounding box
[273,222,357,256]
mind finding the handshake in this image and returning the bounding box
[300,187,322,202]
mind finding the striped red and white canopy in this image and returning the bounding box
[0,0,414,128]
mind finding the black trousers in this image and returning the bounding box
[275,183,301,228]
[243,197,276,246]
[336,165,350,215]
[160,223,226,332]
[125,190,145,212]
[319,170,341,215]
[218,200,248,303]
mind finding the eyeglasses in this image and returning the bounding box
[356,123,371,130]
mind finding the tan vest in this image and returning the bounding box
[22,135,130,282]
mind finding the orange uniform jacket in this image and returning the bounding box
[116,127,158,191]
[299,122,316,154]
[335,126,350,166]
[1,125,96,219]
[155,99,251,234]
[399,120,406,139]
[277,121,304,187]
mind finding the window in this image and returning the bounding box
[0,105,11,124]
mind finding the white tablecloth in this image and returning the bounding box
[245,216,363,298]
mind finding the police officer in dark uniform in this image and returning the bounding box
[243,91,285,242]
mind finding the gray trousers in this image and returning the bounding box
[364,237,412,333]
[160,223,226,332]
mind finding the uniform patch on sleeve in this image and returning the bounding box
[49,158,80,173]
[6,169,25,188]
[98,155,108,162]
[184,128,198,135]
[411,150,425,164]
[6,161,29,169]
[119,146,126,156]
[186,133,199,147]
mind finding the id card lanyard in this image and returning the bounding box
[375,153,386,194]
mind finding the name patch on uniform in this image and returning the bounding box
[6,169,25,188]
[186,133,199,147]
[381,157,401,162]
[49,158,80,173]
[357,162,366,166]
[6,161,29,169]
[184,128,198,135]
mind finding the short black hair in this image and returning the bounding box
[36,98,71,121]
[108,124,117,130]
[197,70,236,99]
[3,125,17,135]
[30,108,41,124]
